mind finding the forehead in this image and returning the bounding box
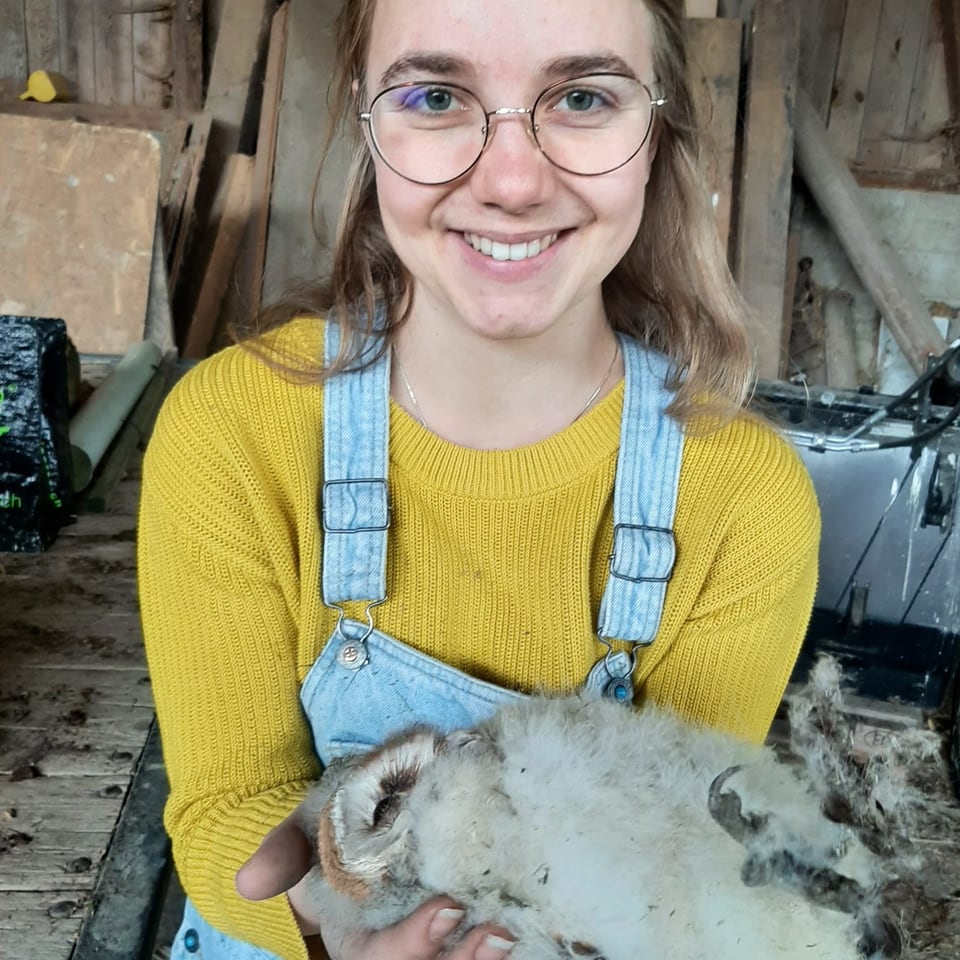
[365,0,655,89]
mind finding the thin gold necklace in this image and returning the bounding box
[393,340,620,430]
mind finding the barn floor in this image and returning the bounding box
[0,466,159,959]
[2,459,960,959]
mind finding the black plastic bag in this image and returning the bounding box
[0,315,74,551]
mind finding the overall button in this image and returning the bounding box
[183,928,200,953]
[336,642,367,670]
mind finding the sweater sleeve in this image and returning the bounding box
[638,414,821,744]
[138,348,322,960]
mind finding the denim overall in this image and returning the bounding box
[171,322,684,959]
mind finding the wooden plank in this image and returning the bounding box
[92,0,134,106]
[686,17,742,263]
[264,0,351,300]
[685,0,719,14]
[0,1,29,97]
[132,6,172,108]
[172,0,203,112]
[193,0,273,249]
[237,0,289,329]
[795,88,950,374]
[0,97,189,128]
[182,152,255,357]
[0,776,126,899]
[0,115,161,355]
[166,110,213,294]
[822,291,860,387]
[799,0,848,120]
[858,0,930,169]
[827,0,883,161]
[0,720,151,778]
[733,0,800,379]
[0,467,148,960]
[901,1,953,172]
[0,891,85,957]
[24,0,61,76]
[70,723,171,960]
[942,0,960,136]
[60,0,96,105]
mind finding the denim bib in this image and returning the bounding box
[171,317,683,958]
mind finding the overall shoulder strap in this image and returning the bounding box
[596,334,685,644]
[320,313,391,606]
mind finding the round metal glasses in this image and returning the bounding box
[359,73,667,185]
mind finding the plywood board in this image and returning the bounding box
[0,114,161,354]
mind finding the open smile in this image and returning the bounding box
[463,232,559,262]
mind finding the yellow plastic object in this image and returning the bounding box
[19,70,72,103]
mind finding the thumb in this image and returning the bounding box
[235,814,314,901]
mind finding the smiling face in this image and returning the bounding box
[363,0,659,345]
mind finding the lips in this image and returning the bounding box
[463,232,559,262]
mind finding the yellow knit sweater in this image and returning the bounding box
[138,319,820,960]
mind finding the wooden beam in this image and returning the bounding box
[686,18,742,261]
[795,88,949,375]
[827,0,883,162]
[822,291,860,388]
[182,153,255,358]
[940,0,960,135]
[172,0,204,112]
[0,0,28,97]
[239,1,290,327]
[799,0,848,120]
[733,0,801,380]
[263,0,351,300]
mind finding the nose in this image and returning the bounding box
[467,110,554,211]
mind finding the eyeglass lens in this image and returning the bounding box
[366,74,656,185]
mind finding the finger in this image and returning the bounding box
[444,923,516,960]
[341,899,514,960]
[235,816,314,901]
[328,898,462,960]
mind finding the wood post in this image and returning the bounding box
[733,0,800,379]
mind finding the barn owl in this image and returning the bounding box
[297,691,906,960]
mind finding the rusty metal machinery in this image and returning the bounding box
[754,343,960,786]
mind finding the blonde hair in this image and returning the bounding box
[253,0,754,424]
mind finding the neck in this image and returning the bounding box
[390,311,623,450]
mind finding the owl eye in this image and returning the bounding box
[370,766,420,830]
[372,792,402,828]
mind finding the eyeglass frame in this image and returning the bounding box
[357,72,668,186]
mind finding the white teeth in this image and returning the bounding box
[465,233,557,262]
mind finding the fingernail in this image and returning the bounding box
[429,907,465,941]
[477,934,516,959]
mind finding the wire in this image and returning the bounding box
[876,396,960,449]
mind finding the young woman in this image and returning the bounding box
[138,0,820,958]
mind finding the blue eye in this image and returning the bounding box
[561,90,599,112]
[393,85,456,112]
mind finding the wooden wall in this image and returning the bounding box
[0,0,174,107]
[722,0,958,186]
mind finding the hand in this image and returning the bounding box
[236,815,516,960]
[324,897,516,960]
[235,812,323,934]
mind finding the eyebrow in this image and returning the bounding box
[379,54,473,88]
[377,51,639,91]
[540,54,639,81]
